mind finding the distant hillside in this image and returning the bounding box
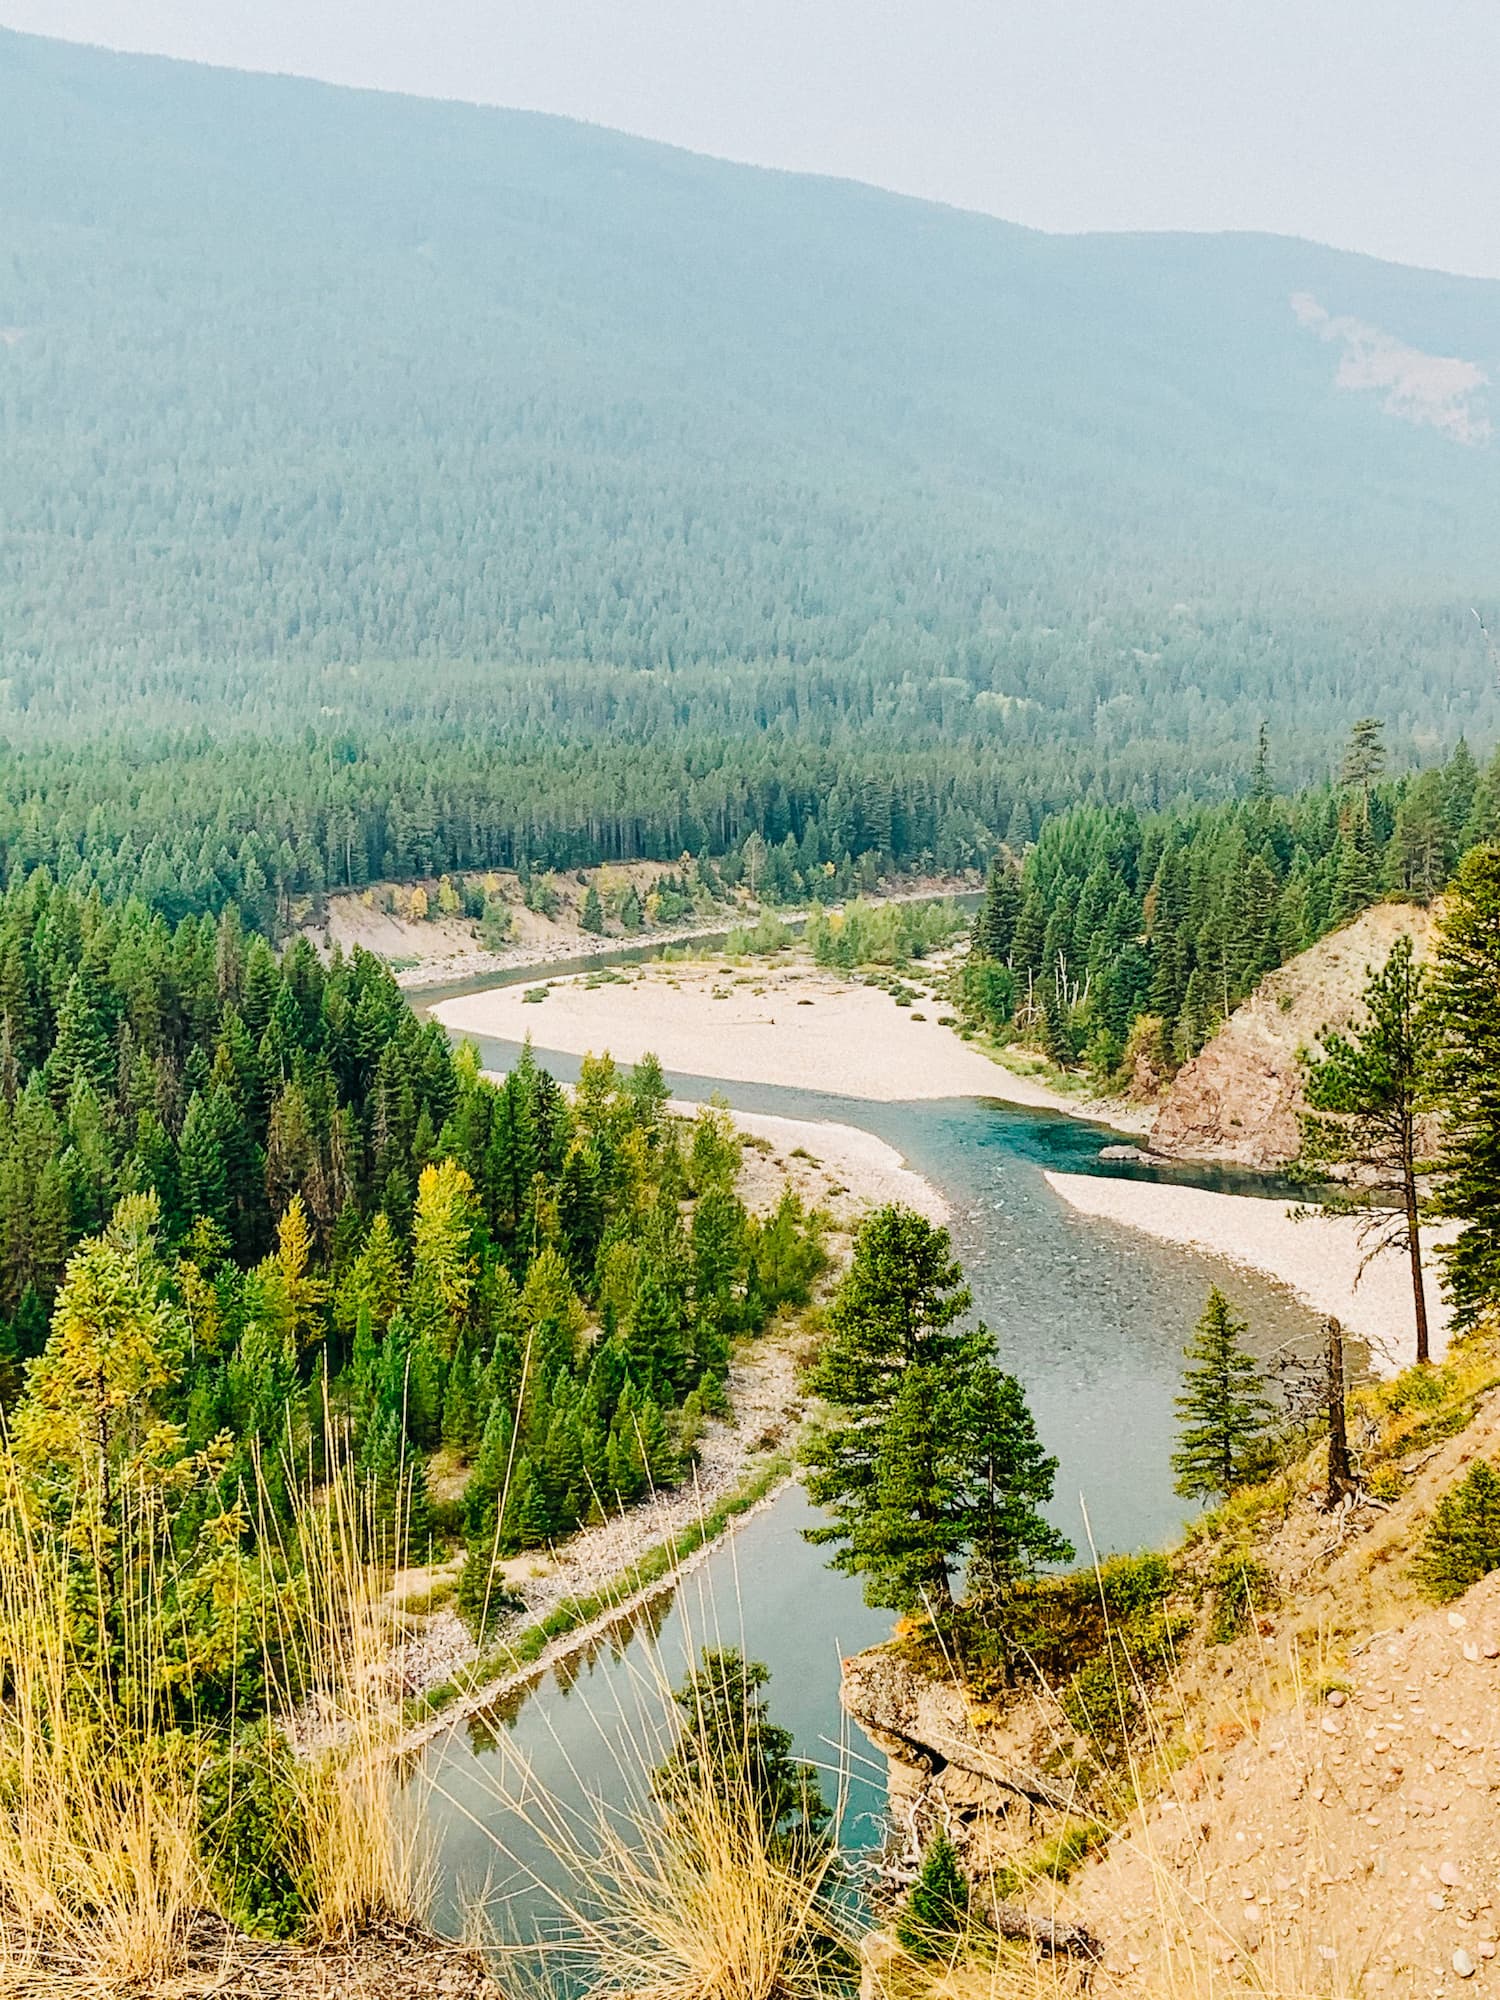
[1,28,1499,772]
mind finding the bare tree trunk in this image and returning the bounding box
[1404,1162,1430,1365]
[1325,1315,1354,1507]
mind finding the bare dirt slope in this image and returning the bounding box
[849,1339,1500,1996]
[1149,902,1437,1169]
[1063,1382,1500,1995]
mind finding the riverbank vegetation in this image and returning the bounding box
[0,870,836,1976]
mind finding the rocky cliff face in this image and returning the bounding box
[840,1646,1069,1874]
[1148,901,1435,1170]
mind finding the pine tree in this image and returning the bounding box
[855,1365,969,1613]
[411,1158,478,1343]
[961,1365,1074,1608]
[404,1329,445,1449]
[655,1649,829,1857]
[520,1243,588,1379]
[1300,935,1436,1361]
[454,1547,522,1639]
[1444,736,1480,845]
[1331,802,1377,921]
[1412,1460,1500,1603]
[805,1208,982,1505]
[178,1090,230,1234]
[626,1266,685,1397]
[974,859,1021,962]
[1431,849,1500,1328]
[1340,717,1388,798]
[45,968,115,1111]
[500,1454,551,1553]
[580,886,605,934]
[441,1338,483,1457]
[463,1400,515,1539]
[895,1831,969,1960]
[803,1209,1052,1620]
[1172,1288,1275,1501]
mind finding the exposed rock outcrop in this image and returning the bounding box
[1149,901,1436,1170]
[840,1645,1068,1873]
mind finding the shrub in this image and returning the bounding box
[1059,1604,1188,1745]
[1205,1548,1276,1643]
[896,1831,969,1960]
[454,1549,524,1639]
[1096,1550,1174,1620]
[1413,1460,1500,1602]
[198,1725,309,1939]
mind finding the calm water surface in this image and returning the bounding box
[415,950,1323,1948]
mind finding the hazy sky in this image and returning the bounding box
[5,0,1497,279]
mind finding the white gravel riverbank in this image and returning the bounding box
[1045,1171,1455,1375]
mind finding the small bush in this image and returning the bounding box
[896,1831,969,1960]
[454,1549,525,1639]
[1367,1463,1406,1503]
[1097,1550,1174,1621]
[1059,1605,1188,1744]
[1412,1460,1500,1602]
[1204,1548,1276,1644]
[1061,1652,1140,1743]
[198,1725,309,1939]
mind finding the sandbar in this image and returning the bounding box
[1046,1171,1453,1375]
[437,960,1142,1119]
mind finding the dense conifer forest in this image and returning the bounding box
[959,732,1490,1075]
[0,873,823,1646]
[4,28,1500,941]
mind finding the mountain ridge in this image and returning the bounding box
[1,25,1498,764]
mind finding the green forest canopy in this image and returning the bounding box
[2,29,1500,924]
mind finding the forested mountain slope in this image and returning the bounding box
[2,25,1499,775]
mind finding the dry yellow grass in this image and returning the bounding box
[0,1448,425,1992]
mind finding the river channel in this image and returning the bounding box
[410,941,1324,1953]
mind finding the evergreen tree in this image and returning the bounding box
[804,1207,984,1540]
[1340,717,1388,798]
[855,1364,969,1613]
[974,858,1021,962]
[655,1649,829,1857]
[1431,848,1500,1328]
[454,1547,523,1639]
[501,1454,551,1552]
[961,1365,1074,1608]
[1330,803,1377,922]
[895,1832,969,1961]
[1172,1288,1275,1501]
[1300,935,1436,1361]
[463,1400,515,1540]
[580,886,605,934]
[1412,1460,1500,1603]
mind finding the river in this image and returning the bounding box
[411,946,1324,1954]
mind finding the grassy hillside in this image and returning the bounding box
[1,27,1498,767]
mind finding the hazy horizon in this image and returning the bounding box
[2,1,1495,282]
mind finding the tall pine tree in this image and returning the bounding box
[1172,1288,1275,1501]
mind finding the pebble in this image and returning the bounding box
[1454,1946,1476,1978]
[1326,1688,1348,1707]
[1441,1862,1462,1887]
[1449,1613,1469,1630]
